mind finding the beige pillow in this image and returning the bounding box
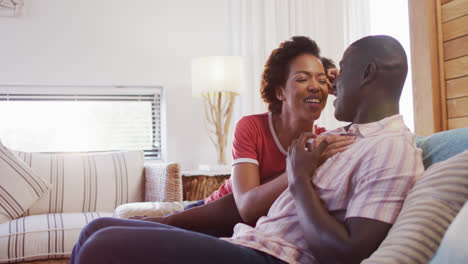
[0,142,50,224]
[12,150,144,216]
[363,150,468,264]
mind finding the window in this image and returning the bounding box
[0,86,164,160]
[369,0,414,131]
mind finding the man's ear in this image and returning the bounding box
[361,62,376,87]
[275,87,284,101]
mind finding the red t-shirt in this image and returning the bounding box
[205,112,325,203]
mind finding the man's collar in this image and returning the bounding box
[338,115,405,137]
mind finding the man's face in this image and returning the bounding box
[333,46,361,122]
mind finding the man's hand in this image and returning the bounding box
[286,132,328,187]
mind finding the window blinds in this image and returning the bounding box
[0,86,163,160]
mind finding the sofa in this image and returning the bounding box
[0,147,183,264]
[1,127,467,264]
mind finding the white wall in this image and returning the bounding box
[0,0,232,169]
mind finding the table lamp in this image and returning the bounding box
[191,56,243,165]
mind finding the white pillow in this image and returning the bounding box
[113,201,192,219]
[0,142,50,224]
[12,150,145,216]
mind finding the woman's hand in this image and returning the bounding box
[287,132,329,186]
[326,68,339,95]
[313,134,355,166]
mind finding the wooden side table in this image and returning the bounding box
[181,170,231,201]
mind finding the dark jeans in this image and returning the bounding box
[69,217,287,264]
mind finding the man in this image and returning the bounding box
[71,35,424,264]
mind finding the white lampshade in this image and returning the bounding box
[191,56,243,96]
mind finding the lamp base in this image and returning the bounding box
[202,91,237,167]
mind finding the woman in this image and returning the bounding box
[70,37,354,263]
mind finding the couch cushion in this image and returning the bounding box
[11,150,144,216]
[0,142,50,224]
[362,149,468,264]
[415,127,468,169]
[0,212,112,263]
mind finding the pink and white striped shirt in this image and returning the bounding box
[222,115,424,264]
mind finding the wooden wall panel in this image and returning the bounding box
[442,14,468,41]
[447,76,468,98]
[437,0,449,130]
[443,34,468,60]
[447,96,468,118]
[442,0,468,22]
[445,56,468,79]
[409,0,443,136]
[448,116,468,128]
[409,0,468,133]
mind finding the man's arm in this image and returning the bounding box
[291,178,391,263]
[287,133,391,264]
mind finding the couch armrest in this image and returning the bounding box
[144,162,183,202]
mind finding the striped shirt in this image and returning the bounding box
[222,115,424,264]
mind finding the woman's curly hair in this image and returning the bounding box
[261,36,329,113]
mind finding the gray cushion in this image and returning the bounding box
[363,150,468,264]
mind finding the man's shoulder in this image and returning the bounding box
[354,131,423,172]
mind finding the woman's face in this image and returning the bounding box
[277,53,328,121]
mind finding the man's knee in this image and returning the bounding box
[86,217,117,231]
[78,217,116,242]
[77,227,119,264]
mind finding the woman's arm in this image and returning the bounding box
[231,163,288,225]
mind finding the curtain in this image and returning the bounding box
[229,0,371,130]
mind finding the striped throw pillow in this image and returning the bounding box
[363,150,468,264]
[0,212,112,263]
[0,142,50,224]
[11,150,145,216]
